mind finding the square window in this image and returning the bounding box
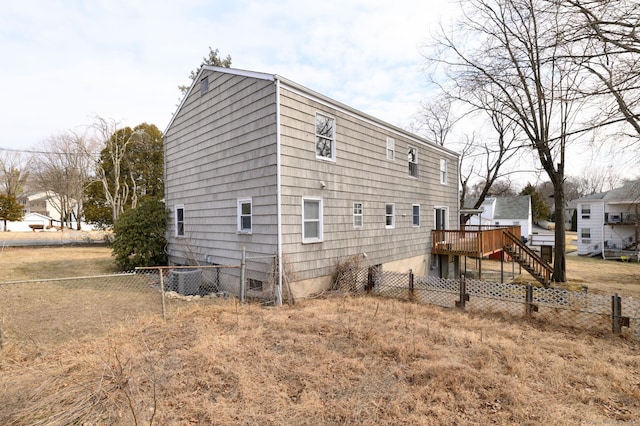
[175,205,184,237]
[581,228,591,239]
[303,198,323,242]
[386,137,395,160]
[237,198,252,233]
[408,147,418,178]
[315,113,335,160]
[385,203,395,228]
[412,204,420,227]
[353,202,363,228]
[440,159,447,184]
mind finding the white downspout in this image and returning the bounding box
[275,78,283,306]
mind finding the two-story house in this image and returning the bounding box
[163,66,460,299]
[574,180,640,258]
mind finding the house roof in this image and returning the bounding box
[493,195,530,220]
[166,66,459,158]
[463,195,530,220]
[573,180,640,203]
[24,212,53,221]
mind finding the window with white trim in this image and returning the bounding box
[581,228,591,239]
[315,113,335,160]
[440,159,447,184]
[302,198,323,243]
[386,137,395,160]
[581,204,591,219]
[175,205,184,237]
[237,198,252,234]
[385,203,395,228]
[412,204,420,227]
[353,202,363,228]
[408,147,418,177]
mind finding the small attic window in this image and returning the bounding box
[200,76,209,96]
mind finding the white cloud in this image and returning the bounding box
[1,0,455,151]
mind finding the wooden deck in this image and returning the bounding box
[432,226,522,257]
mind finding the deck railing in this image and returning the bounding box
[432,226,521,257]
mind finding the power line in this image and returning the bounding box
[0,146,58,155]
[0,146,101,156]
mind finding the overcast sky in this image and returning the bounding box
[1,0,458,152]
[1,0,630,187]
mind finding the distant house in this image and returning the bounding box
[6,212,53,232]
[573,180,640,258]
[163,66,460,299]
[464,195,532,242]
[17,191,78,222]
[13,191,88,230]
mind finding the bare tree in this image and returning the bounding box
[562,0,640,141]
[31,133,94,229]
[0,150,30,197]
[411,96,461,146]
[425,0,594,282]
[458,102,522,223]
[573,166,621,195]
[413,95,520,224]
[88,116,149,224]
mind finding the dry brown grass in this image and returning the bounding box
[1,297,639,425]
[0,246,118,281]
[1,246,640,424]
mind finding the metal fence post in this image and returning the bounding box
[525,284,538,317]
[408,269,414,299]
[612,293,621,334]
[159,267,167,321]
[240,247,246,303]
[456,274,469,309]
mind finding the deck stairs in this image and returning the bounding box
[502,230,553,287]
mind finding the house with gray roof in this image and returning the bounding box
[464,195,532,242]
[573,180,640,258]
[163,66,460,300]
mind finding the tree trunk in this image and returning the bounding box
[552,185,567,282]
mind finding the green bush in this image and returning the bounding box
[112,198,167,270]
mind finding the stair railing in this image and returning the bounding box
[503,230,553,287]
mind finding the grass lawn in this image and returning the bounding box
[0,246,639,424]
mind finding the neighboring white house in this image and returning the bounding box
[9,191,92,231]
[464,195,532,242]
[4,212,53,232]
[573,180,640,258]
[163,66,460,299]
[17,191,78,222]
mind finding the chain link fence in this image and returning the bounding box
[333,267,640,341]
[2,260,639,347]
